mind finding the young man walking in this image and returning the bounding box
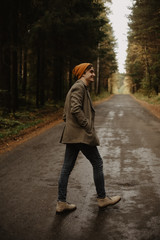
[56,63,121,214]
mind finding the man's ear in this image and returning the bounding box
[82,71,86,77]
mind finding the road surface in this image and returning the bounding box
[0,94,160,240]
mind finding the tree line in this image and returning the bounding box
[0,0,117,113]
[126,0,160,96]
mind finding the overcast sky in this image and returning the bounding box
[106,0,133,73]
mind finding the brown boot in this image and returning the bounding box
[97,196,121,208]
[56,201,77,214]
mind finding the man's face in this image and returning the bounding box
[83,67,95,85]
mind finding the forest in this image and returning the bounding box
[0,0,117,113]
[126,0,160,96]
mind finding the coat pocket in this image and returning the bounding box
[85,118,92,134]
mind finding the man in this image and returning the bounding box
[56,63,121,214]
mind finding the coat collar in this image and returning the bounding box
[77,80,95,112]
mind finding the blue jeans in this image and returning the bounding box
[58,143,106,201]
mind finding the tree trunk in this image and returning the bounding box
[22,48,27,98]
[10,0,19,113]
[0,0,11,112]
[96,43,100,95]
[0,46,11,112]
[69,58,73,89]
[40,41,45,106]
[53,57,64,101]
[19,47,22,92]
[36,47,40,108]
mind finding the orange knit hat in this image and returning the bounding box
[72,63,91,79]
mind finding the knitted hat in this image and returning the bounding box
[72,63,91,79]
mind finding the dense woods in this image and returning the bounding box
[0,0,117,113]
[126,0,160,96]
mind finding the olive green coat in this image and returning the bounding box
[60,79,100,146]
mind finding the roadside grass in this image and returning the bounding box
[133,93,160,119]
[91,89,111,102]
[0,103,63,143]
[133,93,160,105]
[0,113,42,139]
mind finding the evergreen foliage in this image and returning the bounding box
[0,0,117,112]
[126,0,160,96]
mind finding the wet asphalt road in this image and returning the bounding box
[0,94,160,240]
